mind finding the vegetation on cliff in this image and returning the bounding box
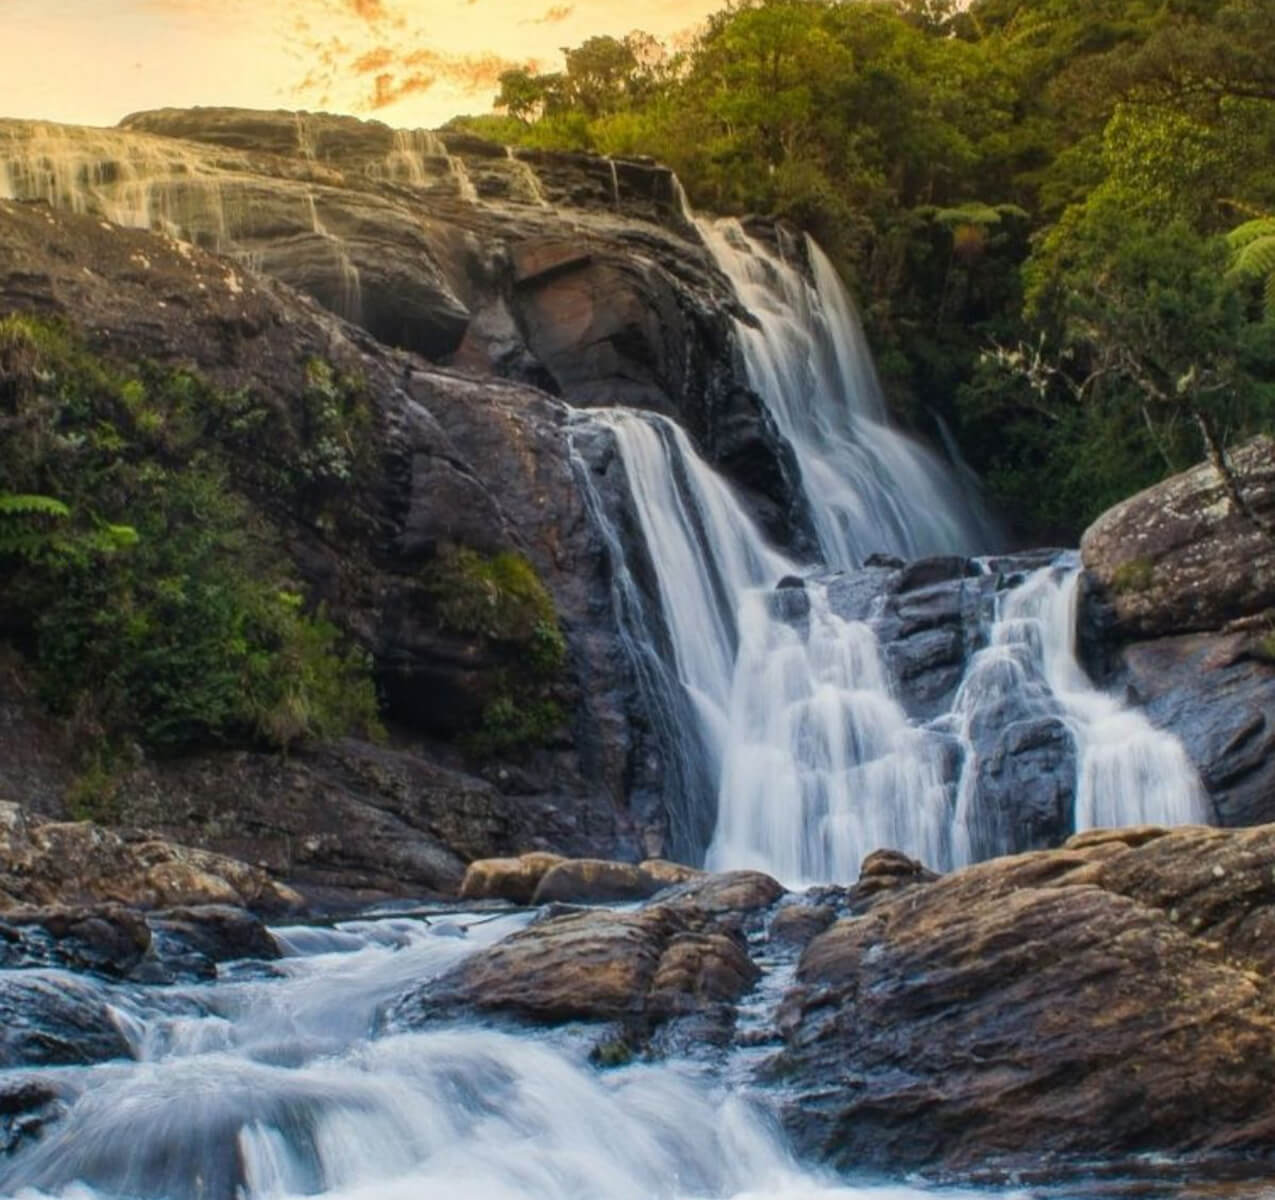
[0,314,382,760]
[451,0,1275,540]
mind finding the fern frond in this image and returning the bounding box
[0,493,71,520]
[1226,217,1275,252]
[1228,234,1275,281]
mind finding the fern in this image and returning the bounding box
[0,492,72,564]
[1226,217,1275,318]
[0,493,71,520]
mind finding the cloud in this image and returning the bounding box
[352,46,394,72]
[345,0,388,22]
[523,4,573,24]
[370,71,436,108]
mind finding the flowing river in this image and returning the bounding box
[2,910,1024,1200]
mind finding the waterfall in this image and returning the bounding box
[994,564,1206,833]
[709,583,959,882]
[0,120,238,245]
[304,193,363,323]
[505,146,550,206]
[695,218,999,567]
[575,201,1206,882]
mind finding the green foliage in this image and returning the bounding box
[0,312,383,754]
[458,0,1275,539]
[427,543,568,756]
[1227,217,1275,318]
[468,696,565,758]
[430,545,566,674]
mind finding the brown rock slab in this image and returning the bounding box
[531,859,663,905]
[662,869,786,913]
[772,824,1275,1178]
[459,853,567,905]
[0,804,301,915]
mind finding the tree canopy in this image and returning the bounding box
[452,0,1275,540]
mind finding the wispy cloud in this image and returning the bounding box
[523,4,573,24]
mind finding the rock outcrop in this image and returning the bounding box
[1080,437,1275,828]
[1081,435,1275,639]
[772,825,1275,1179]
[387,867,783,1058]
[0,803,299,914]
[0,105,821,873]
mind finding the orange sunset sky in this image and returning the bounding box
[1,0,715,131]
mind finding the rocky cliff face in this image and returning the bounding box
[0,177,648,892]
[0,108,825,882]
[1081,436,1275,828]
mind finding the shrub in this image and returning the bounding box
[0,312,382,754]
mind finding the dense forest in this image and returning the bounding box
[450,0,1275,541]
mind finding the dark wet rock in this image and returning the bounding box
[1081,435,1275,640]
[1093,632,1275,829]
[864,552,905,569]
[149,905,280,965]
[776,575,806,590]
[895,555,980,593]
[969,717,1076,859]
[0,1078,65,1155]
[767,902,836,948]
[0,905,151,978]
[0,974,133,1067]
[770,826,1275,1178]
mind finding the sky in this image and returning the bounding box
[0,0,715,131]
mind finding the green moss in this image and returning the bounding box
[65,760,124,824]
[1257,631,1275,662]
[1111,556,1155,594]
[589,1034,637,1069]
[427,544,568,756]
[430,545,564,668]
[0,311,383,755]
[466,696,564,757]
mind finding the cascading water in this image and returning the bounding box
[577,206,1207,883]
[694,219,1000,567]
[960,561,1206,836]
[0,911,1014,1200]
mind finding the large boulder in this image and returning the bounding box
[770,826,1275,1179]
[1081,435,1275,640]
[1079,437,1275,828]
[0,108,809,866]
[0,974,133,1068]
[458,853,567,905]
[386,869,778,1055]
[0,804,301,914]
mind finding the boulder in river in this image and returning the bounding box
[1079,436,1275,828]
[770,824,1275,1179]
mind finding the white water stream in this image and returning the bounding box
[575,214,1206,884]
[0,915,1018,1200]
